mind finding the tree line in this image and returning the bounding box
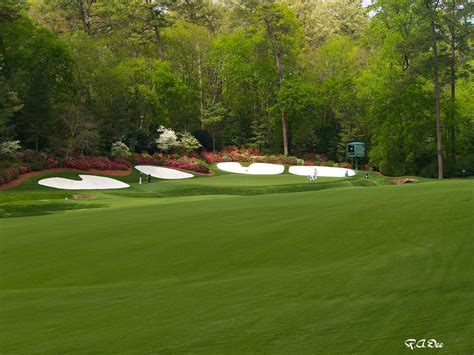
[0,0,472,177]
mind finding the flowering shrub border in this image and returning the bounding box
[0,152,132,186]
[201,147,354,169]
[62,156,130,171]
[0,147,353,186]
[131,153,210,174]
[202,146,303,166]
[201,147,306,165]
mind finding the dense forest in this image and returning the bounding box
[0,0,472,177]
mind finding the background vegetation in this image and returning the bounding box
[0,0,472,177]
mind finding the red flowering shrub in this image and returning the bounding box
[339,162,353,169]
[241,148,262,156]
[62,158,91,170]
[167,160,209,174]
[166,156,209,174]
[201,151,224,164]
[0,166,20,185]
[112,157,131,168]
[12,151,58,171]
[89,157,110,170]
[201,148,304,165]
[111,162,128,170]
[19,165,30,174]
[47,157,58,168]
[129,153,210,174]
[131,154,155,165]
[221,146,238,153]
[0,147,351,187]
[61,156,130,171]
[0,152,138,186]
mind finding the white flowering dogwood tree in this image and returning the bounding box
[178,131,202,154]
[0,140,21,156]
[111,141,131,157]
[156,126,201,154]
[156,126,179,152]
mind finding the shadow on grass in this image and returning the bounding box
[1,201,106,218]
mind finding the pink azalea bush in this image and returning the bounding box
[130,153,210,174]
[0,146,353,187]
[201,147,353,168]
[0,151,56,185]
[201,146,305,166]
[62,156,130,171]
[0,166,20,186]
[0,151,131,186]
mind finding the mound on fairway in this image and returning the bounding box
[289,165,356,177]
[38,175,130,190]
[135,165,194,179]
[217,162,284,175]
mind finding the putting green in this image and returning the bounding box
[0,174,472,353]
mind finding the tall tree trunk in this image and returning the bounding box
[449,20,456,173]
[197,45,205,129]
[281,111,288,156]
[145,0,165,60]
[265,20,289,156]
[78,0,92,35]
[431,18,444,179]
[153,25,165,60]
[274,53,289,156]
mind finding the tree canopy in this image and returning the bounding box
[0,0,472,177]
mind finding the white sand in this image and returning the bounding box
[135,165,194,179]
[289,166,356,177]
[216,162,247,174]
[217,162,284,175]
[38,175,130,190]
[247,163,284,175]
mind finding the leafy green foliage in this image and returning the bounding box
[111,141,131,157]
[0,0,471,176]
[1,14,75,149]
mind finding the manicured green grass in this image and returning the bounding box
[0,173,472,353]
[0,168,390,205]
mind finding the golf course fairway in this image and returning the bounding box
[0,176,472,353]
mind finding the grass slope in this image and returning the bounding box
[0,178,472,353]
[0,169,390,207]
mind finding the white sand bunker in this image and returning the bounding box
[217,162,284,175]
[289,166,356,177]
[135,165,193,179]
[38,175,130,190]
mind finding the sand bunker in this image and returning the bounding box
[135,165,194,179]
[289,166,356,177]
[216,162,247,174]
[217,162,284,175]
[38,175,130,190]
